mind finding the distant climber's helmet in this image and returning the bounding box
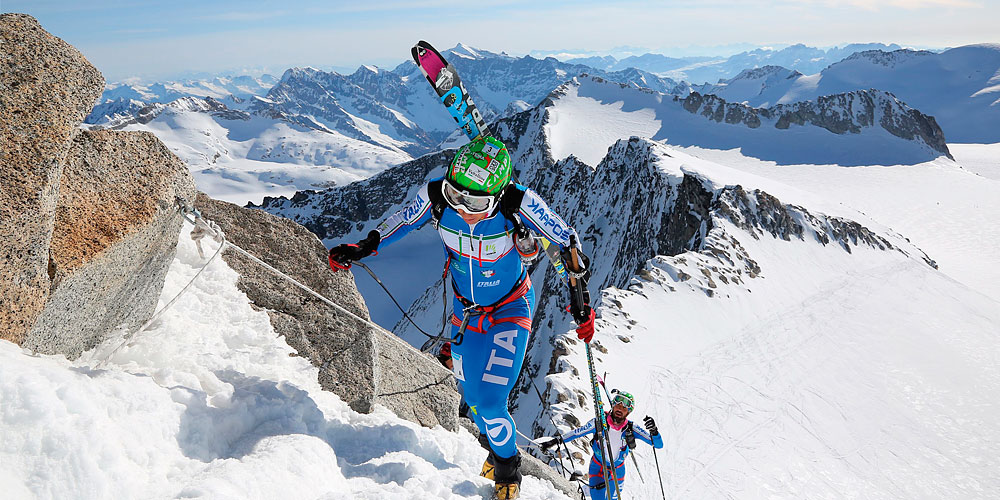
[611,390,635,413]
[443,136,512,214]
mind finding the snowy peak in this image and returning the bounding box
[446,42,489,59]
[729,65,802,82]
[837,48,935,68]
[257,66,428,155]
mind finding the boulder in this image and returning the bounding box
[1,15,195,358]
[0,13,103,344]
[24,130,197,357]
[193,194,460,430]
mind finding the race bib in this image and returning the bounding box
[452,352,465,381]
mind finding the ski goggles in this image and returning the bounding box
[611,391,635,413]
[441,181,499,215]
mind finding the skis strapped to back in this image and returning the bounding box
[411,40,491,141]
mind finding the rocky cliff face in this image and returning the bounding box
[194,194,459,430]
[25,130,197,357]
[1,14,196,356]
[1,13,105,345]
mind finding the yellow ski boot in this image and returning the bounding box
[480,455,495,481]
[492,482,520,499]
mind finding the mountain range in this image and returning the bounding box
[81,41,999,209]
[567,43,905,84]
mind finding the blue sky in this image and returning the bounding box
[4,0,996,82]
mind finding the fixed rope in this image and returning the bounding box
[100,199,408,365]
[98,210,226,366]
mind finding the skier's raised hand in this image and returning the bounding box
[328,230,380,271]
[643,416,659,436]
[536,435,562,451]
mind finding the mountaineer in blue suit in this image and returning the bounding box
[539,390,662,500]
[328,136,595,500]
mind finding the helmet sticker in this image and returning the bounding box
[465,164,490,185]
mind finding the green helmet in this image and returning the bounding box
[611,390,635,413]
[447,136,512,195]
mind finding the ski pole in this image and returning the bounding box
[649,418,667,500]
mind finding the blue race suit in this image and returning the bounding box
[375,179,579,459]
[562,415,664,500]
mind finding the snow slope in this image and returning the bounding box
[592,220,1000,500]
[677,145,1000,303]
[113,102,412,205]
[949,142,1000,180]
[0,224,570,500]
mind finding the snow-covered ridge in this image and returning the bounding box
[838,48,935,68]
[86,74,278,124]
[678,89,950,156]
[729,65,803,82]
[254,66,433,155]
[564,43,906,84]
[90,94,413,206]
[539,75,950,166]
[251,47,692,157]
[86,95,250,129]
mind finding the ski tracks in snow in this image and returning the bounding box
[643,260,1000,499]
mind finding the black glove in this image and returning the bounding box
[624,423,637,449]
[643,416,658,436]
[328,230,380,271]
[537,435,562,451]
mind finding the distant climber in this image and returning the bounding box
[538,390,662,500]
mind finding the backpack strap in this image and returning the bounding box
[499,184,527,236]
[427,179,447,227]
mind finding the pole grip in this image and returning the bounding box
[567,235,586,311]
